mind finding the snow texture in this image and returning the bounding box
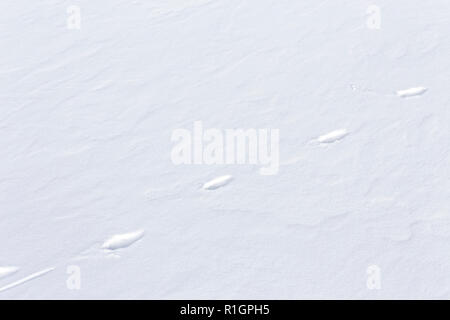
[396,87,428,98]
[202,175,233,190]
[0,0,449,299]
[102,230,145,250]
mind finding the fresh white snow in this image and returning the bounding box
[102,230,145,250]
[0,0,449,299]
[317,129,349,144]
[0,267,19,280]
[202,175,233,190]
[0,268,55,293]
[396,87,428,98]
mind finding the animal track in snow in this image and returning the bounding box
[0,267,19,280]
[317,129,349,144]
[0,267,54,293]
[102,230,145,250]
[202,175,233,190]
[396,87,427,98]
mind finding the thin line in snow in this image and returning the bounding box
[0,267,55,293]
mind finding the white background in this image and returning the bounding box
[0,0,449,299]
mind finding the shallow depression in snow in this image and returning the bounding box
[317,129,349,144]
[202,175,233,190]
[396,87,428,98]
[0,267,19,280]
[102,230,145,250]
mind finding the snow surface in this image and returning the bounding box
[101,230,145,251]
[0,0,449,299]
